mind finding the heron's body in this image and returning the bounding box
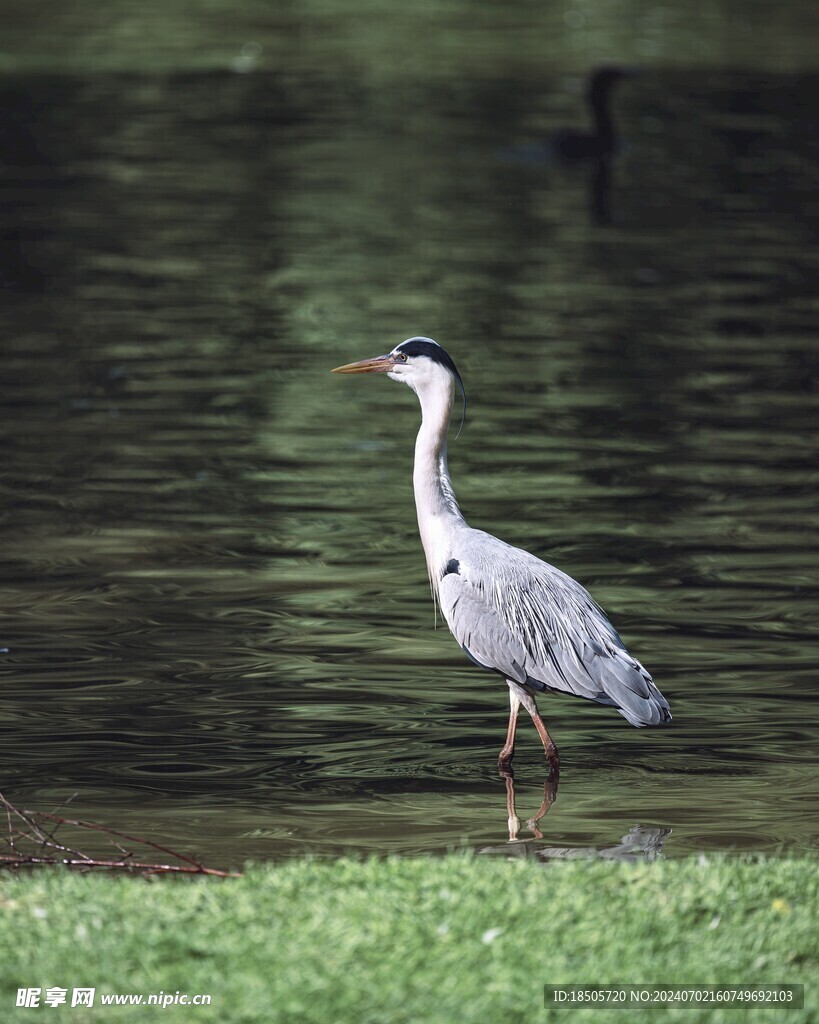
[333,337,671,771]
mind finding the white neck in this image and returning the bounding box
[412,376,466,587]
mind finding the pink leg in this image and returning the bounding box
[530,711,560,777]
[507,680,560,778]
[498,685,521,773]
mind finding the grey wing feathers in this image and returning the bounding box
[437,534,671,727]
[439,572,531,685]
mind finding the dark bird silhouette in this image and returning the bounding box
[552,66,633,162]
[552,66,634,224]
[501,67,635,224]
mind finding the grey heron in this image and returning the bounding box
[332,337,671,774]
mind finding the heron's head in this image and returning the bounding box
[332,336,467,433]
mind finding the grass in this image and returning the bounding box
[0,854,816,1023]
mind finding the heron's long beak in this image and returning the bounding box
[331,354,396,374]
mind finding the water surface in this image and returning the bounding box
[0,62,817,867]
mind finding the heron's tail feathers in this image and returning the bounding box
[614,689,672,727]
[587,647,672,727]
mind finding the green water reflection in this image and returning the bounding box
[0,47,817,864]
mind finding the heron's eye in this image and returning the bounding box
[397,352,408,362]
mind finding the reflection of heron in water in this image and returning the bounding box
[333,338,671,780]
[501,767,559,842]
[552,66,635,224]
[486,770,670,861]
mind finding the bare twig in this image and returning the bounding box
[0,853,238,877]
[25,809,206,869]
[0,793,240,878]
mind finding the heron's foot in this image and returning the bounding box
[524,817,545,840]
